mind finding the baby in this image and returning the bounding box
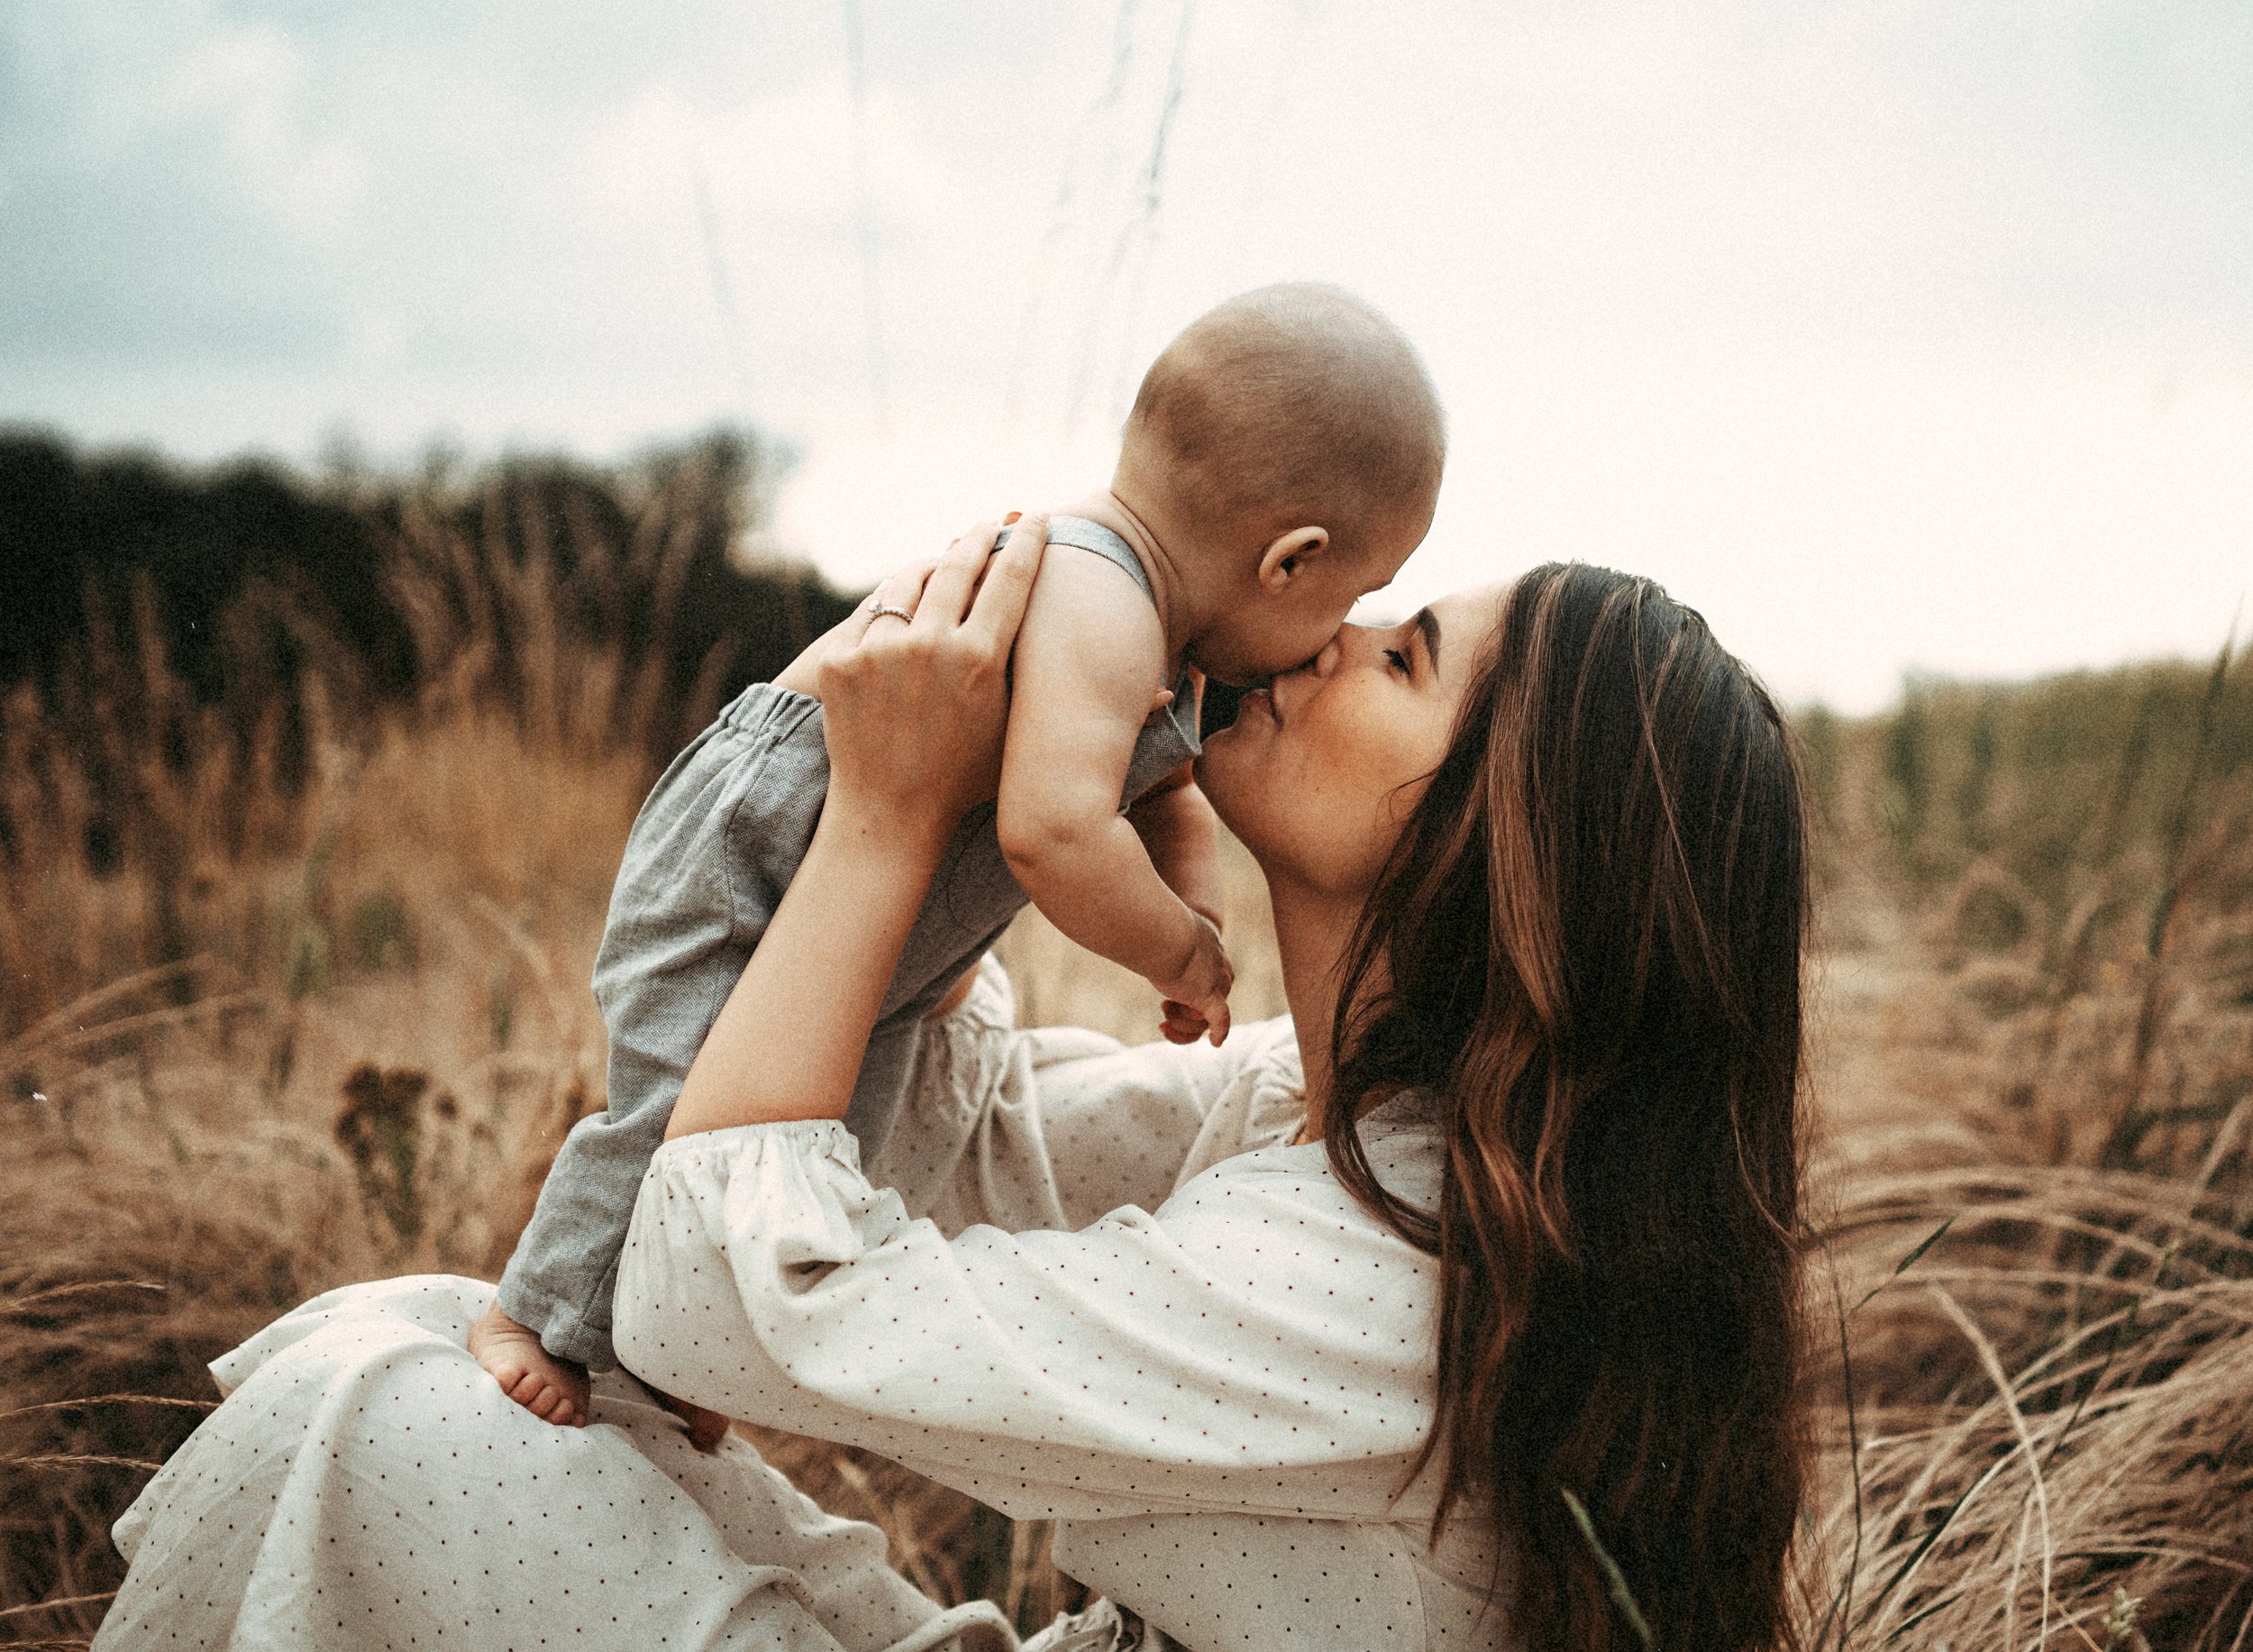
[470,282,1446,1432]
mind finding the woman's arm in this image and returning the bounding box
[664,809,935,1138]
[615,1119,1440,1525]
[666,515,1045,1140]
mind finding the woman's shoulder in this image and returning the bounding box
[1182,1084,1446,1218]
[1132,1013,1299,1183]
[1211,1012,1304,1092]
[977,953,1301,1126]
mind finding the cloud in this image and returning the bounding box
[0,6,351,366]
[0,0,2245,705]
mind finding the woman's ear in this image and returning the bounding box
[1256,526,1331,593]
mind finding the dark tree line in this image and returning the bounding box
[0,425,862,765]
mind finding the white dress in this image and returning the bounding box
[100,961,1514,1651]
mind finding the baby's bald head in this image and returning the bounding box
[1120,284,1444,565]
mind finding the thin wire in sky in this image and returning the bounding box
[1006,0,1141,435]
[1066,0,1196,434]
[842,0,890,436]
[688,152,756,415]
[1107,0,1197,422]
[1219,0,1324,278]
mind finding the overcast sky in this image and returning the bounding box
[4,1,2248,710]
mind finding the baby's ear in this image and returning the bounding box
[1256,526,1330,593]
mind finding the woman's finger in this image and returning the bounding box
[874,558,937,611]
[856,558,938,634]
[962,513,1046,653]
[916,519,1003,632]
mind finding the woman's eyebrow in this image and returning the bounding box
[1414,607,1441,670]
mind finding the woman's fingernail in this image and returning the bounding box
[1003,510,1022,525]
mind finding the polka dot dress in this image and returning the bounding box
[616,964,1513,1648]
[100,1275,1012,1651]
[101,963,1514,1649]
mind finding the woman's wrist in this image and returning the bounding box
[667,799,942,1138]
[817,784,962,876]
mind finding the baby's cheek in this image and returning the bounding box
[1254,628,1334,684]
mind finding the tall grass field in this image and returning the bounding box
[2,459,2248,1647]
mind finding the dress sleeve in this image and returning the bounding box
[612,1118,1440,1526]
[868,955,1287,1234]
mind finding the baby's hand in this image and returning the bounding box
[1154,914,1233,1045]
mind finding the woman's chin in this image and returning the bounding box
[1196,718,1263,782]
[1192,731,1254,818]
[1196,733,1291,874]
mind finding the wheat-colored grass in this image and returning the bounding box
[3,598,2248,1645]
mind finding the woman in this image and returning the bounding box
[100,519,1810,1651]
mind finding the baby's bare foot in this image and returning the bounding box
[470,1298,590,1428]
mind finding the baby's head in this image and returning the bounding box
[1117,283,1444,684]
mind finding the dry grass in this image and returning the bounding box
[3,603,2249,1645]
[1803,825,2253,1650]
[1795,638,2253,1651]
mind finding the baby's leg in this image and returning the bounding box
[469,1295,589,1427]
[491,684,835,1413]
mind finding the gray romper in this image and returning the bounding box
[497,516,1202,1371]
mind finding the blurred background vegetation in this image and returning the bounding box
[0,427,2248,1647]
[0,424,859,1037]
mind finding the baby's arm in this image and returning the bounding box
[997,554,1234,1042]
[1125,761,1233,1043]
[1128,758,1223,926]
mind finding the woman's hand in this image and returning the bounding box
[816,514,1047,860]
[666,515,1044,1140]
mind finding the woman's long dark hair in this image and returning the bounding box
[1326,562,1810,1652]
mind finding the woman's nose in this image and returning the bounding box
[1309,633,1345,676]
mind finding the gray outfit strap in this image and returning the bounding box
[497,513,1202,1371]
[1044,516,1201,799]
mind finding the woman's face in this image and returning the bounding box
[1199,584,1509,903]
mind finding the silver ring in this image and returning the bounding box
[868,603,915,624]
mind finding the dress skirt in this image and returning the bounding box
[96,1276,1139,1652]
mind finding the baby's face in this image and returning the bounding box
[1193,530,1419,686]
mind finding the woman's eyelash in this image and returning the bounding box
[1384,648,1410,674]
